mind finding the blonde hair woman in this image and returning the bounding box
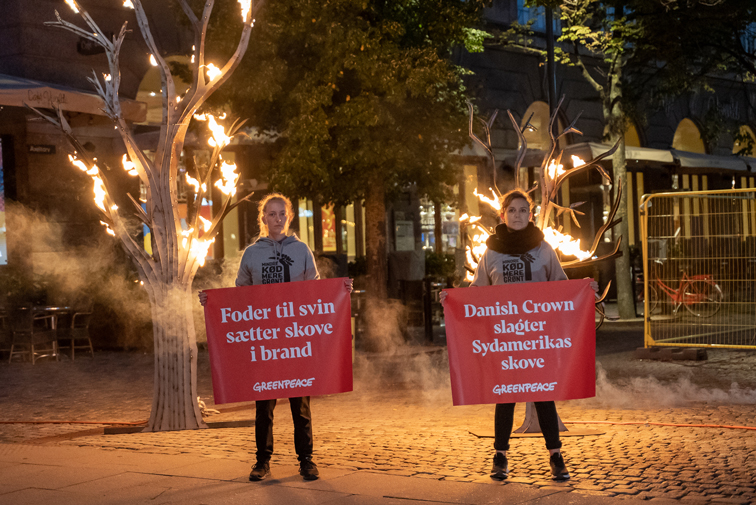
[200,192,351,482]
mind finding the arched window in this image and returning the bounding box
[672,118,706,153]
[520,101,565,151]
[733,125,755,156]
[136,55,192,125]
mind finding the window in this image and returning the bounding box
[672,118,706,154]
[517,0,560,34]
[741,22,756,56]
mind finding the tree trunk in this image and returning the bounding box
[144,284,207,432]
[362,178,400,351]
[365,179,388,301]
[607,71,636,320]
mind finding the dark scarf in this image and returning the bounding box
[486,222,544,255]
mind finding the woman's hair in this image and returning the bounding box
[257,192,295,237]
[500,189,535,214]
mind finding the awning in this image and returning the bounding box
[562,142,675,164]
[670,149,749,172]
[0,73,147,123]
[499,142,675,168]
[463,141,755,172]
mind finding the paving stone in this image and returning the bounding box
[3,350,756,503]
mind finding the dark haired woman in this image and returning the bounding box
[443,189,597,481]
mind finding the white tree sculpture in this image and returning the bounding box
[31,0,264,431]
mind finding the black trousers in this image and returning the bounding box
[494,401,562,451]
[255,396,313,462]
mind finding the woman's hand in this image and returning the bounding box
[344,278,354,293]
[198,291,208,306]
[585,278,599,293]
[440,290,448,307]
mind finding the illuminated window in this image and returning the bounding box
[520,101,566,151]
[672,118,706,153]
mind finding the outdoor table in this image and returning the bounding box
[33,306,72,329]
[32,306,72,356]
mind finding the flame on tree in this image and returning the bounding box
[31,0,264,431]
[463,98,623,309]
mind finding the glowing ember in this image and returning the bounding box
[190,237,215,267]
[203,115,232,149]
[199,216,212,232]
[238,0,251,21]
[473,187,501,212]
[123,0,134,8]
[92,176,107,212]
[121,154,138,176]
[104,74,112,81]
[65,0,79,13]
[459,213,469,222]
[193,113,233,148]
[571,155,586,168]
[206,63,222,81]
[149,54,158,67]
[100,220,116,236]
[546,159,565,180]
[214,161,239,196]
[186,173,201,193]
[542,227,591,260]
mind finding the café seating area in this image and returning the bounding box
[0,304,93,364]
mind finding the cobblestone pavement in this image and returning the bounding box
[2,324,756,503]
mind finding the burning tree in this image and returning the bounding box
[30,0,263,431]
[463,98,621,299]
[463,99,622,432]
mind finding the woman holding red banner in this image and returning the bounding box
[442,189,596,482]
[199,192,352,483]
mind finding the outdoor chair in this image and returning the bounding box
[56,308,94,360]
[8,305,59,364]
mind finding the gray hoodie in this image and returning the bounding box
[235,234,320,287]
[471,242,567,286]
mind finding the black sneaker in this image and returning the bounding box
[249,461,270,481]
[299,456,319,481]
[549,452,570,481]
[490,452,509,480]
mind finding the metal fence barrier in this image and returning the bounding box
[639,188,756,349]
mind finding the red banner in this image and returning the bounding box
[444,279,595,406]
[203,278,353,404]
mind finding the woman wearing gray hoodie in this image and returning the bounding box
[200,192,351,482]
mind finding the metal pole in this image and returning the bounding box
[546,7,557,118]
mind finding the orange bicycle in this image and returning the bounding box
[646,260,723,318]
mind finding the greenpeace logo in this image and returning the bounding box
[253,377,315,392]
[493,382,557,395]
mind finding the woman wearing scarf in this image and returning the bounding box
[444,189,595,481]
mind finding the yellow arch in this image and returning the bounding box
[672,118,706,153]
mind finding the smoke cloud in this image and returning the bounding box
[2,203,152,349]
[577,363,756,409]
